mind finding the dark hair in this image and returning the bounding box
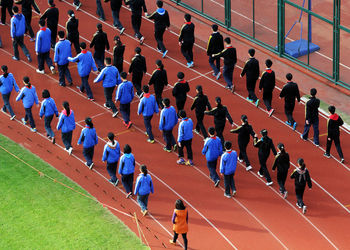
[297,158,306,170]
[248,48,255,57]
[156,0,163,8]
[80,42,86,50]
[114,35,122,47]
[310,88,317,96]
[120,72,127,79]
[42,89,50,98]
[12,6,19,13]
[96,23,102,30]
[107,132,115,143]
[124,144,132,154]
[286,73,293,81]
[215,96,222,108]
[184,13,191,22]
[162,98,170,107]
[135,47,141,54]
[265,59,272,68]
[62,101,70,116]
[67,9,74,17]
[48,0,55,6]
[224,141,232,150]
[105,57,112,64]
[277,143,285,153]
[224,37,231,44]
[143,85,149,93]
[260,129,268,137]
[23,76,30,87]
[208,126,215,136]
[156,59,164,70]
[175,199,186,210]
[39,19,45,27]
[179,110,186,118]
[196,85,203,95]
[140,164,148,176]
[212,24,218,32]
[241,114,248,123]
[1,65,8,78]
[85,117,93,128]
[328,105,336,114]
[58,30,65,38]
[177,72,184,79]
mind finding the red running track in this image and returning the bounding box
[0,0,349,248]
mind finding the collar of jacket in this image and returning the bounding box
[226,45,233,48]
[40,27,47,31]
[85,125,91,128]
[179,80,186,84]
[81,49,88,54]
[226,150,232,154]
[329,113,339,120]
[182,117,189,121]
[143,93,151,98]
[266,68,272,73]
[185,22,192,25]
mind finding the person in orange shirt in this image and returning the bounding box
[169,199,188,249]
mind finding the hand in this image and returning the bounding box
[40,116,42,120]
[279,97,282,99]
[178,42,182,46]
[178,142,181,147]
[327,137,331,141]
[144,12,148,17]
[11,38,14,41]
[272,169,275,172]
[36,52,38,55]
[259,89,261,92]
[211,54,214,57]
[309,188,312,190]
[240,74,242,78]
[128,72,130,75]
[231,123,234,127]
[306,120,309,125]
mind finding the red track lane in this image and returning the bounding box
[0,0,349,248]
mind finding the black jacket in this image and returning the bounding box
[259,69,275,94]
[147,9,170,31]
[90,30,110,52]
[305,96,320,122]
[254,136,277,160]
[128,54,147,74]
[327,114,343,137]
[125,0,147,16]
[205,105,233,127]
[279,81,300,104]
[241,57,260,82]
[191,93,212,115]
[104,0,122,11]
[213,46,237,67]
[15,0,40,14]
[207,32,224,56]
[148,68,168,93]
[272,152,290,172]
[230,123,255,146]
[291,168,312,188]
[179,22,195,44]
[66,17,79,39]
[40,6,59,29]
[172,80,189,101]
[113,44,125,66]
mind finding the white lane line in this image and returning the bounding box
[76,111,108,124]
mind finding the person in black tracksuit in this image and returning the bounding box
[230,114,257,171]
[253,129,277,185]
[15,0,40,40]
[128,46,147,97]
[279,73,300,130]
[148,59,168,108]
[125,0,147,43]
[301,88,320,146]
[206,24,223,79]
[291,158,312,214]
[272,143,290,198]
[90,23,110,72]
[172,71,189,113]
[191,85,211,139]
[105,0,124,33]
[40,0,59,48]
[259,59,275,117]
[1,0,13,25]
[66,10,80,54]
[146,0,170,57]
[205,96,233,146]
[178,13,195,67]
[212,37,237,91]
[324,105,344,163]
[240,48,260,106]
[112,35,125,73]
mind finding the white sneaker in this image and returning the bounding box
[238,157,243,163]
[246,165,252,171]
[119,27,125,35]
[224,193,231,198]
[257,171,263,177]
[68,147,73,155]
[50,66,56,74]
[232,190,237,196]
[36,69,45,74]
[140,36,144,45]
[283,191,288,199]
[89,162,94,170]
[112,111,118,117]
[266,181,273,186]
[302,205,307,214]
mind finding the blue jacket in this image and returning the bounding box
[159,106,178,131]
[102,140,121,164]
[137,93,159,117]
[0,73,19,95]
[134,173,154,196]
[77,125,98,148]
[220,150,238,175]
[94,65,122,88]
[16,85,39,108]
[54,39,72,66]
[10,14,26,38]
[56,109,76,133]
[39,97,59,118]
[35,27,51,53]
[118,153,135,175]
[202,136,223,162]
[116,80,134,104]
[177,117,193,142]
[68,50,97,77]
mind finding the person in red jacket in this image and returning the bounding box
[169,199,188,249]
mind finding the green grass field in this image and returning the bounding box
[0,135,147,249]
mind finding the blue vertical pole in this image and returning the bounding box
[308,0,312,43]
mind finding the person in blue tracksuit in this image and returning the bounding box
[10,6,31,62]
[177,110,194,166]
[134,164,154,216]
[54,30,73,87]
[138,85,159,143]
[116,71,134,129]
[220,141,237,198]
[94,57,121,117]
[68,42,98,101]
[102,132,121,186]
[35,19,55,74]
[159,98,178,152]
[39,89,58,144]
[77,117,98,169]
[56,101,76,154]
[16,76,39,132]
[202,127,223,187]
[119,144,136,198]
[0,65,19,120]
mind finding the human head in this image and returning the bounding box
[39,19,45,27]
[297,158,305,170]
[107,132,115,142]
[120,72,127,80]
[184,13,191,22]
[241,114,248,124]
[260,129,268,137]
[224,141,232,150]
[12,6,19,14]
[224,37,231,45]
[135,47,141,54]
[175,199,186,210]
[1,65,8,74]
[177,72,184,80]
[286,73,293,81]
[143,85,149,93]
[212,24,218,32]
[105,57,112,65]
[196,85,202,94]
[156,59,163,69]
[248,48,255,57]
[96,23,102,31]
[328,105,336,114]
[62,101,70,115]
[80,42,86,50]
[85,117,93,128]
[277,143,285,152]
[23,76,30,85]
[178,110,186,118]
[265,59,272,68]
[114,35,121,45]
[156,0,163,8]
[124,144,132,154]
[67,9,74,18]
[215,96,221,106]
[48,0,55,7]
[162,98,170,107]
[42,89,50,98]
[58,30,65,39]
[140,164,148,175]
[208,127,215,136]
[310,88,317,97]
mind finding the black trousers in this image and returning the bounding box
[295,185,306,207]
[178,139,193,160]
[120,103,131,123]
[47,24,57,47]
[121,173,134,194]
[106,161,118,182]
[23,11,34,38]
[103,86,118,113]
[57,63,72,86]
[238,141,250,167]
[195,112,208,138]
[155,28,166,52]
[155,89,164,108]
[284,102,295,124]
[263,92,273,111]
[258,156,272,182]
[1,1,13,24]
[175,97,186,113]
[163,129,176,150]
[62,131,73,150]
[12,35,30,60]
[131,13,142,39]
[83,146,94,166]
[215,123,225,146]
[224,174,236,195]
[247,78,258,101]
[326,135,344,159]
[181,42,193,63]
[37,51,54,71]
[68,35,81,54]
[132,72,143,95]
[277,170,288,194]
[24,107,35,128]
[173,232,188,250]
